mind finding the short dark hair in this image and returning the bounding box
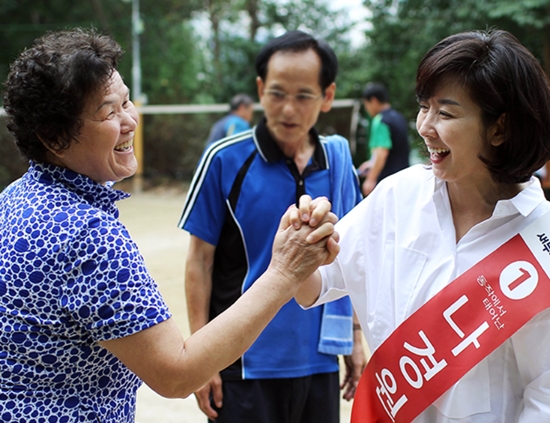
[229,93,253,111]
[3,28,123,163]
[416,29,550,184]
[362,82,389,103]
[255,30,338,93]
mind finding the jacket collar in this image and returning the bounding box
[251,117,328,169]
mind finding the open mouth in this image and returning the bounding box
[427,146,450,160]
[114,139,133,152]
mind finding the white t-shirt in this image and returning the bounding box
[316,164,550,422]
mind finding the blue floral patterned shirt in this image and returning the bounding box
[0,162,171,422]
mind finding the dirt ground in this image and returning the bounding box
[116,189,354,423]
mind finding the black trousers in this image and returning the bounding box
[209,372,340,423]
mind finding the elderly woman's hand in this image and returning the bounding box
[290,195,340,266]
[268,197,339,290]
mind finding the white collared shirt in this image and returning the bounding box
[317,164,550,422]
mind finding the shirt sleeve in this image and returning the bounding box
[226,116,250,137]
[59,215,172,342]
[178,151,228,246]
[312,198,370,308]
[206,118,228,145]
[512,308,550,421]
[369,115,393,150]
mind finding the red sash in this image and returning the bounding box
[351,213,550,423]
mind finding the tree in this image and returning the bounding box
[479,0,550,75]
[192,0,360,102]
[353,0,550,165]
[0,0,367,184]
[359,0,550,127]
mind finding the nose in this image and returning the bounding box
[122,102,139,132]
[416,110,435,139]
[281,96,298,116]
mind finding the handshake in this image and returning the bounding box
[269,195,340,289]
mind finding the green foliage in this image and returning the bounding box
[261,0,352,41]
[481,0,550,28]
[0,0,361,183]
[0,0,131,85]
[3,0,550,185]
[196,0,358,102]
[140,16,203,104]
[0,119,27,190]
[358,0,550,155]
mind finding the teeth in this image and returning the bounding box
[115,140,133,152]
[427,147,450,154]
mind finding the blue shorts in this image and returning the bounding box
[209,372,340,423]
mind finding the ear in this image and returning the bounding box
[320,82,336,113]
[489,113,506,147]
[256,76,265,104]
[38,135,65,159]
[37,137,66,168]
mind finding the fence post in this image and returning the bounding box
[133,101,144,193]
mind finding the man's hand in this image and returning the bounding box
[194,373,223,419]
[357,159,372,176]
[362,178,377,197]
[341,338,367,400]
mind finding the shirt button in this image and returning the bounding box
[298,180,303,186]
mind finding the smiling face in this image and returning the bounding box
[416,80,499,188]
[48,71,138,185]
[257,49,335,148]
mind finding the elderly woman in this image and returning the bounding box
[0,29,338,422]
[295,29,550,422]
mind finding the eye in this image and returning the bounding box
[269,91,285,100]
[296,94,314,102]
[418,104,428,112]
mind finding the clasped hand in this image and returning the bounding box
[270,195,340,286]
[288,195,340,265]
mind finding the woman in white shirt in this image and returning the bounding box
[295,29,550,422]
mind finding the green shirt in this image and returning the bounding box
[369,113,392,150]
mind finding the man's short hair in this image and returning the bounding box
[229,93,254,112]
[254,30,338,93]
[362,82,389,103]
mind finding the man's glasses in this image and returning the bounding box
[263,89,322,107]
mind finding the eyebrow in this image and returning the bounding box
[94,100,114,114]
[417,96,461,107]
[268,84,316,94]
[438,98,460,106]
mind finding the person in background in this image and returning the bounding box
[179,30,366,423]
[357,82,410,196]
[0,28,338,422]
[295,29,550,422]
[205,93,254,146]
